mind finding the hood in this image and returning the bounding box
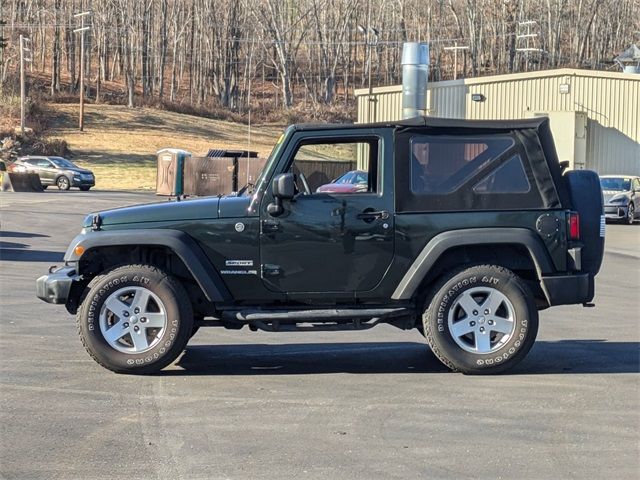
[603,190,631,204]
[65,167,93,175]
[84,196,221,227]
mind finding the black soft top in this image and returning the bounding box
[293,116,549,131]
[295,116,569,209]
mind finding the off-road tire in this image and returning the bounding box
[423,264,538,375]
[76,264,193,374]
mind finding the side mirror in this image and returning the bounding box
[272,173,295,199]
[268,173,295,217]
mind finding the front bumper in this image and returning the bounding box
[71,177,95,188]
[36,266,80,304]
[541,273,594,306]
[604,204,628,220]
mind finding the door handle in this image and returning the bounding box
[357,210,389,222]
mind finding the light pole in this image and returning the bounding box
[74,11,91,131]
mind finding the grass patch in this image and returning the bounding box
[43,104,283,190]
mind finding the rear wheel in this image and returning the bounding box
[423,264,538,374]
[56,176,70,190]
[77,264,193,374]
[626,202,635,225]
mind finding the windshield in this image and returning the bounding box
[50,157,77,168]
[250,127,291,196]
[600,177,631,191]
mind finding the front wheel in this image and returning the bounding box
[626,203,635,225]
[76,264,193,374]
[57,176,70,190]
[423,265,538,374]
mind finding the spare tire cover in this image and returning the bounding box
[563,170,605,275]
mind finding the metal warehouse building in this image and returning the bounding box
[355,68,639,175]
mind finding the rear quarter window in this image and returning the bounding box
[410,135,514,195]
[395,131,547,212]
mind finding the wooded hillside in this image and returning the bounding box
[1,0,638,120]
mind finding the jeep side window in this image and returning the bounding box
[473,155,531,194]
[410,136,514,195]
[288,140,378,194]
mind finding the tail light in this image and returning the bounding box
[568,212,580,240]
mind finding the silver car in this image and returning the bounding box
[600,175,639,224]
[10,156,95,191]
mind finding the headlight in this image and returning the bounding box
[73,175,81,180]
[609,195,627,204]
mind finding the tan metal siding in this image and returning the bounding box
[357,69,640,175]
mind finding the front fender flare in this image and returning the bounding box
[391,228,554,300]
[65,229,231,303]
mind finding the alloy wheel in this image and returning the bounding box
[99,286,168,354]
[447,286,516,354]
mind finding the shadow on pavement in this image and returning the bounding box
[516,339,640,375]
[0,247,64,262]
[171,341,448,375]
[166,339,639,376]
[0,231,50,239]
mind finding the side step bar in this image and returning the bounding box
[219,307,413,332]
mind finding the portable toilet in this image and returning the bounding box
[156,148,191,196]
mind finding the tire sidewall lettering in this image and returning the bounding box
[79,267,190,371]
[424,266,538,373]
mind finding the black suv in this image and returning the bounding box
[36,117,604,375]
[11,156,95,190]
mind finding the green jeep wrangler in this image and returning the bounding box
[36,117,605,375]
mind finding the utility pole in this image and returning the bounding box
[74,11,91,132]
[444,42,469,80]
[19,35,32,135]
[0,20,7,81]
[516,21,542,72]
[357,24,379,122]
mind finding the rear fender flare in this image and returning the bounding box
[65,229,231,302]
[391,228,554,301]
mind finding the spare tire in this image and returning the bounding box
[563,170,604,275]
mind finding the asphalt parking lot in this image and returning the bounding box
[0,190,638,480]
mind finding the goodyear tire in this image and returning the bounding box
[77,264,193,374]
[423,265,538,375]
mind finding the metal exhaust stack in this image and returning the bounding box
[401,42,429,119]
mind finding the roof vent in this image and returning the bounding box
[401,42,429,119]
